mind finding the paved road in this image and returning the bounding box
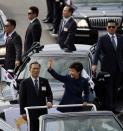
[0,0,56,45]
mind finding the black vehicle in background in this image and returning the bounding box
[72,0,123,44]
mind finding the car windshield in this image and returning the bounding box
[73,0,123,3]
[18,56,90,83]
[44,115,122,131]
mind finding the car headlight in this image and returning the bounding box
[0,47,6,56]
[75,19,88,28]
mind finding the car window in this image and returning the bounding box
[44,115,123,131]
[18,56,90,83]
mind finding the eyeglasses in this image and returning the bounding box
[28,12,33,15]
[108,26,116,29]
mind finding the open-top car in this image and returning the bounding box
[1,43,123,128]
[1,43,123,109]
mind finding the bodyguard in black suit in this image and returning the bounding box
[24,6,42,53]
[92,20,123,112]
[4,19,22,71]
[58,5,77,52]
[19,61,53,131]
[43,0,55,23]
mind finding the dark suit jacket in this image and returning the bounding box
[24,18,42,53]
[48,69,89,112]
[93,34,123,74]
[19,77,53,117]
[4,31,22,70]
[58,17,77,51]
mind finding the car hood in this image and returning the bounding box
[73,3,123,17]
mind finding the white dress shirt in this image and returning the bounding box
[31,76,39,89]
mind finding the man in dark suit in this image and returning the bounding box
[43,0,55,23]
[48,58,89,113]
[51,0,65,34]
[4,19,22,71]
[92,20,123,113]
[24,6,42,53]
[19,61,53,131]
[58,5,77,52]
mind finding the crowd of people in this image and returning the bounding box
[2,1,123,131]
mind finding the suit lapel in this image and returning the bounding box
[39,77,43,92]
[59,18,72,33]
[11,32,16,38]
[25,23,31,37]
[116,35,121,51]
[6,31,16,43]
[62,17,72,29]
[106,34,116,52]
[59,19,64,34]
[29,77,38,95]
[65,17,72,26]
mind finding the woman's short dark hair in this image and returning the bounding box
[69,62,83,72]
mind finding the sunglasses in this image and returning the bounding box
[28,12,33,15]
[4,25,10,27]
[108,26,116,29]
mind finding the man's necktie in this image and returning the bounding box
[62,20,66,30]
[111,35,117,51]
[34,79,38,94]
[5,36,11,44]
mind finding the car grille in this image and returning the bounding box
[89,17,122,29]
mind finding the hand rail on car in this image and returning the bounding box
[25,104,96,131]
[25,104,96,111]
